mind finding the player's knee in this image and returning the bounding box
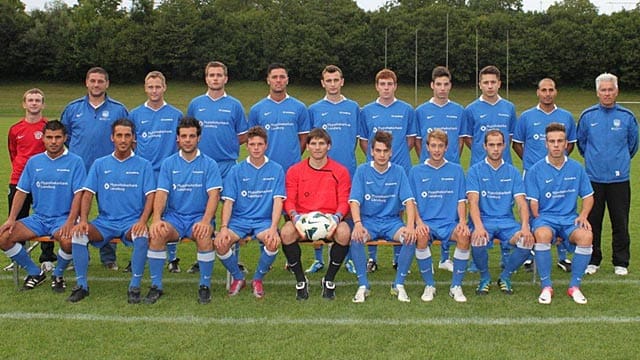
[215,241,231,255]
[572,229,593,246]
[280,223,297,245]
[416,236,428,249]
[195,240,213,252]
[534,228,552,243]
[148,236,165,250]
[59,237,71,250]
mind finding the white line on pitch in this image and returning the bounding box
[1,312,640,326]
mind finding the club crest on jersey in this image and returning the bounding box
[102,110,109,118]
[613,119,621,127]
[34,131,43,139]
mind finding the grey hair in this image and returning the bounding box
[595,73,618,90]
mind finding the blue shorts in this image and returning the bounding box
[228,218,272,239]
[362,218,404,242]
[90,217,137,248]
[20,213,67,237]
[470,219,522,249]
[424,220,457,247]
[163,212,215,240]
[531,216,577,253]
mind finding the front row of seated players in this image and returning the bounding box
[1,120,593,305]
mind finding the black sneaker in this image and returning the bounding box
[144,285,163,304]
[187,262,200,274]
[198,285,211,304]
[366,259,378,273]
[51,276,66,293]
[122,261,132,273]
[296,278,309,300]
[321,278,336,300]
[557,259,572,273]
[523,259,534,273]
[67,286,89,302]
[128,287,142,304]
[167,258,181,273]
[22,271,46,291]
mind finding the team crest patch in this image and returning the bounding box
[34,131,43,139]
[613,119,621,127]
[102,110,109,118]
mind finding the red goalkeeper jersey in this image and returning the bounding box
[284,157,351,217]
[8,118,48,185]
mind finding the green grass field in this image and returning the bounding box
[1,81,640,359]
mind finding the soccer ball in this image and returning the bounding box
[297,212,336,241]
[40,261,54,273]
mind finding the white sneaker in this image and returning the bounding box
[421,285,436,302]
[438,259,454,272]
[585,264,599,275]
[352,285,370,303]
[448,285,467,303]
[567,286,587,304]
[538,286,553,305]
[614,266,628,276]
[395,284,411,303]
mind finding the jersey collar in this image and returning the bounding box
[111,150,135,162]
[323,95,346,104]
[178,149,201,163]
[246,155,269,169]
[429,97,450,107]
[207,92,228,101]
[478,95,502,106]
[267,94,290,104]
[484,157,505,171]
[369,160,391,174]
[375,98,397,107]
[544,155,568,169]
[85,95,106,109]
[536,104,557,115]
[45,148,69,161]
[424,157,448,170]
[144,101,167,111]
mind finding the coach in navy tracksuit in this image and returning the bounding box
[577,73,639,276]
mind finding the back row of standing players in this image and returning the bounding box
[4,62,637,305]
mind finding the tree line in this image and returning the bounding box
[2,0,639,88]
